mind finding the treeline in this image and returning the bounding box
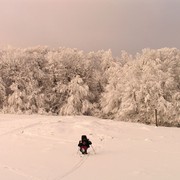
[0,46,179,126]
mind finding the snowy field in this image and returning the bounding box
[0,114,180,180]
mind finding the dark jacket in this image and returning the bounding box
[78,136,92,148]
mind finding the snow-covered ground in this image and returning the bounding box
[0,114,180,180]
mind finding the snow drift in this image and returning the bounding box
[0,114,180,180]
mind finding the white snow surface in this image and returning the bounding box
[0,114,180,180]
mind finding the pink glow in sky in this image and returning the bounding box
[0,0,180,55]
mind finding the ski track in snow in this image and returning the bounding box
[0,122,42,137]
[0,151,89,180]
[0,114,180,180]
[21,132,76,144]
[54,154,89,180]
[0,164,45,180]
[0,117,91,180]
[0,121,47,180]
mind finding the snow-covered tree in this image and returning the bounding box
[130,48,180,125]
[60,75,93,115]
[0,46,179,126]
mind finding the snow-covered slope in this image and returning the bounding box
[0,114,180,180]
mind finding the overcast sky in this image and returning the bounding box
[0,0,180,56]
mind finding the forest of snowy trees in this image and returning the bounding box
[0,46,179,126]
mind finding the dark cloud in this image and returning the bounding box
[0,0,180,56]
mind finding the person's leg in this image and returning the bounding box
[81,146,88,154]
[83,146,88,154]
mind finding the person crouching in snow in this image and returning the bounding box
[78,135,92,154]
